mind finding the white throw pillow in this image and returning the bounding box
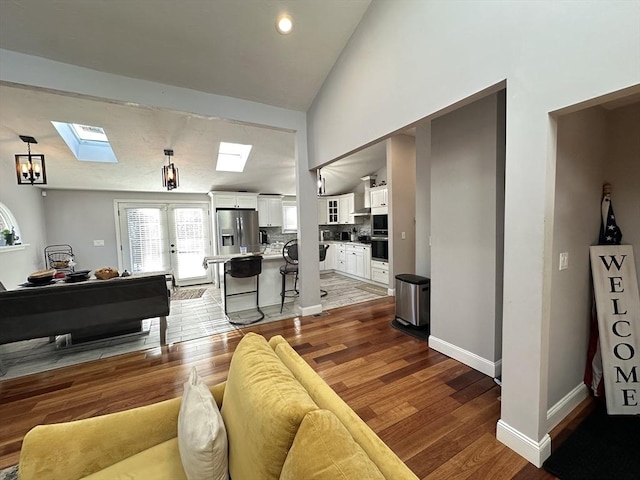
[178,367,229,480]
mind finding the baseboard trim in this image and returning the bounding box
[496,419,551,467]
[428,335,501,377]
[547,383,589,430]
[300,303,322,316]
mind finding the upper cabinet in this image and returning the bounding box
[210,192,258,210]
[320,193,363,225]
[370,186,388,208]
[257,196,283,227]
[317,197,328,225]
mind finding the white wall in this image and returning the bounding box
[0,156,47,289]
[429,93,504,368]
[388,135,416,280]
[307,0,640,464]
[43,190,209,271]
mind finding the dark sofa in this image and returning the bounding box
[0,274,170,374]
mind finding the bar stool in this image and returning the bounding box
[224,255,264,325]
[279,240,299,313]
[319,244,330,297]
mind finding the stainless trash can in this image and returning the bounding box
[395,274,430,327]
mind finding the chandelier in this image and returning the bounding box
[162,149,179,191]
[15,135,47,186]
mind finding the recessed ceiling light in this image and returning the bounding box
[276,14,293,35]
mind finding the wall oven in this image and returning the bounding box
[372,214,388,236]
[370,235,389,262]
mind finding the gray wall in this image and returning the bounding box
[430,93,505,365]
[0,155,47,289]
[608,103,640,275]
[415,123,431,277]
[388,135,416,280]
[43,190,209,271]
[548,107,607,409]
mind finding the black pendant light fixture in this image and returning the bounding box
[15,135,47,186]
[162,149,179,190]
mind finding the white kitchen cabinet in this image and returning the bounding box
[317,198,328,225]
[338,194,354,224]
[370,186,388,214]
[210,192,258,210]
[258,196,283,227]
[327,198,339,224]
[336,243,346,272]
[371,259,389,285]
[324,243,336,270]
[363,245,371,279]
[345,244,368,277]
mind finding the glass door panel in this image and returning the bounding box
[169,205,211,286]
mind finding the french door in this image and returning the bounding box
[117,202,211,286]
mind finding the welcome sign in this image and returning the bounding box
[590,245,640,415]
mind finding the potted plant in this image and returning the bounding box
[2,228,14,245]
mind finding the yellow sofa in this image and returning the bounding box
[18,333,418,480]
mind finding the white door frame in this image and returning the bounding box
[114,199,212,286]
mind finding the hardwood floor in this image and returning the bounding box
[0,297,587,478]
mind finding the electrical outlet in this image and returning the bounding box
[559,252,569,270]
[94,240,105,247]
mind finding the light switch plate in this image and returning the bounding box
[559,252,569,270]
[93,240,105,247]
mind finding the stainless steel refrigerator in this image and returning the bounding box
[216,209,260,255]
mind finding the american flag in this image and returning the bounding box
[585,186,623,397]
[599,192,623,245]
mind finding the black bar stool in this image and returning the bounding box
[319,244,329,297]
[224,255,264,325]
[279,240,299,313]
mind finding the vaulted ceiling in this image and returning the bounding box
[0,0,387,196]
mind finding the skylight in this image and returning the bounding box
[71,123,109,142]
[216,142,252,172]
[52,121,118,163]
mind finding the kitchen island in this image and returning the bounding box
[203,250,294,313]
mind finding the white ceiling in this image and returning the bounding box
[0,0,387,196]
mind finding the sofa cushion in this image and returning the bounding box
[221,332,318,480]
[269,335,419,480]
[279,409,385,480]
[178,367,228,480]
[82,437,186,480]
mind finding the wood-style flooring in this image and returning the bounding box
[0,297,592,478]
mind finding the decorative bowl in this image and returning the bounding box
[27,268,56,284]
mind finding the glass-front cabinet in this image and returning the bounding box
[327,198,339,224]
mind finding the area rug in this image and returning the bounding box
[391,319,429,341]
[0,466,18,480]
[171,288,206,300]
[542,404,640,479]
[356,284,387,296]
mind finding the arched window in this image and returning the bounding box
[0,202,22,244]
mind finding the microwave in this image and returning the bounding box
[372,214,388,236]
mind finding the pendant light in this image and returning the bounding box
[162,149,179,190]
[317,168,326,196]
[15,135,47,186]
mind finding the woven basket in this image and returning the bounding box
[94,267,119,280]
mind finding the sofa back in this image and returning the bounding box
[268,335,419,480]
[0,274,169,344]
